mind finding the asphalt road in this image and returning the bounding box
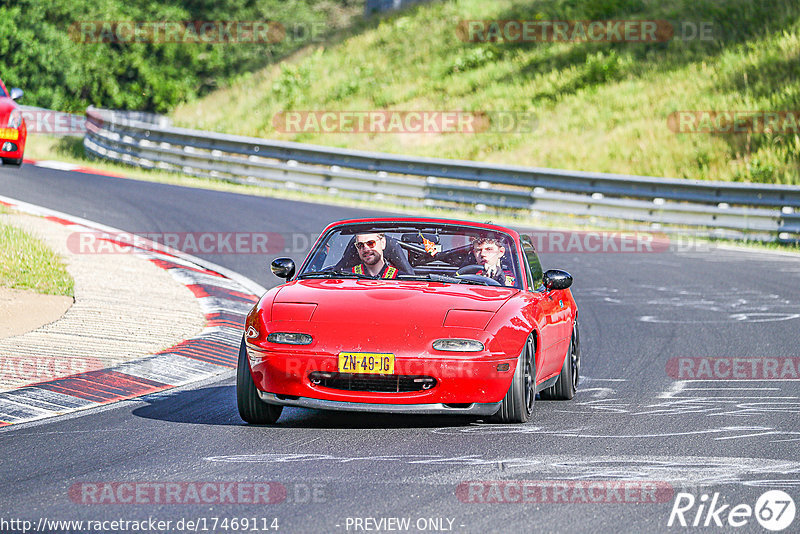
[1,164,799,533]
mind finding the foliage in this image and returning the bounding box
[173,0,800,184]
[0,0,361,113]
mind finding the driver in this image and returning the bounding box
[352,233,398,279]
[471,237,515,286]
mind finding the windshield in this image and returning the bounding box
[299,222,522,289]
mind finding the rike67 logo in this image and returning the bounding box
[668,490,796,531]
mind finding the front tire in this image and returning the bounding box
[490,334,535,423]
[236,337,283,424]
[541,322,580,400]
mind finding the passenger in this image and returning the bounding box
[352,233,398,279]
[471,237,515,286]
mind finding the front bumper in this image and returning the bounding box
[247,345,517,405]
[258,391,502,415]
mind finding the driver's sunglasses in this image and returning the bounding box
[355,240,379,250]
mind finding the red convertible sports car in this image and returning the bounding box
[0,78,26,167]
[238,218,579,424]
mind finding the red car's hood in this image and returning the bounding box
[273,279,516,327]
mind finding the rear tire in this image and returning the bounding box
[490,334,535,423]
[237,337,283,424]
[1,157,22,167]
[540,322,580,400]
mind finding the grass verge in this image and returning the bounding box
[0,207,75,297]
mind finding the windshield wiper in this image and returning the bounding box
[454,277,494,286]
[397,273,497,286]
[297,269,376,280]
[398,273,461,284]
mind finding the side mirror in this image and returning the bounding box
[270,257,295,279]
[543,269,572,290]
[9,88,23,101]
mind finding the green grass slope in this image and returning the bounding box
[172,0,800,184]
[0,211,74,297]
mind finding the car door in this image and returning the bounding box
[520,238,565,380]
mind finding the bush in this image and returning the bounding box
[0,0,359,113]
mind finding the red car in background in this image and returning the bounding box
[238,218,580,425]
[0,78,26,167]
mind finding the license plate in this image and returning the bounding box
[338,352,394,374]
[0,128,19,141]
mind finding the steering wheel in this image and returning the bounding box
[456,264,483,276]
[454,264,501,286]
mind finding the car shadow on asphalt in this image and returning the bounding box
[131,384,485,429]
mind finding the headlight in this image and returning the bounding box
[432,339,485,352]
[7,110,22,129]
[267,332,313,345]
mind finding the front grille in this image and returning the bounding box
[308,372,437,393]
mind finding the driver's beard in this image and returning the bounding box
[362,252,382,266]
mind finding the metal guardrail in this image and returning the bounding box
[84,107,800,241]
